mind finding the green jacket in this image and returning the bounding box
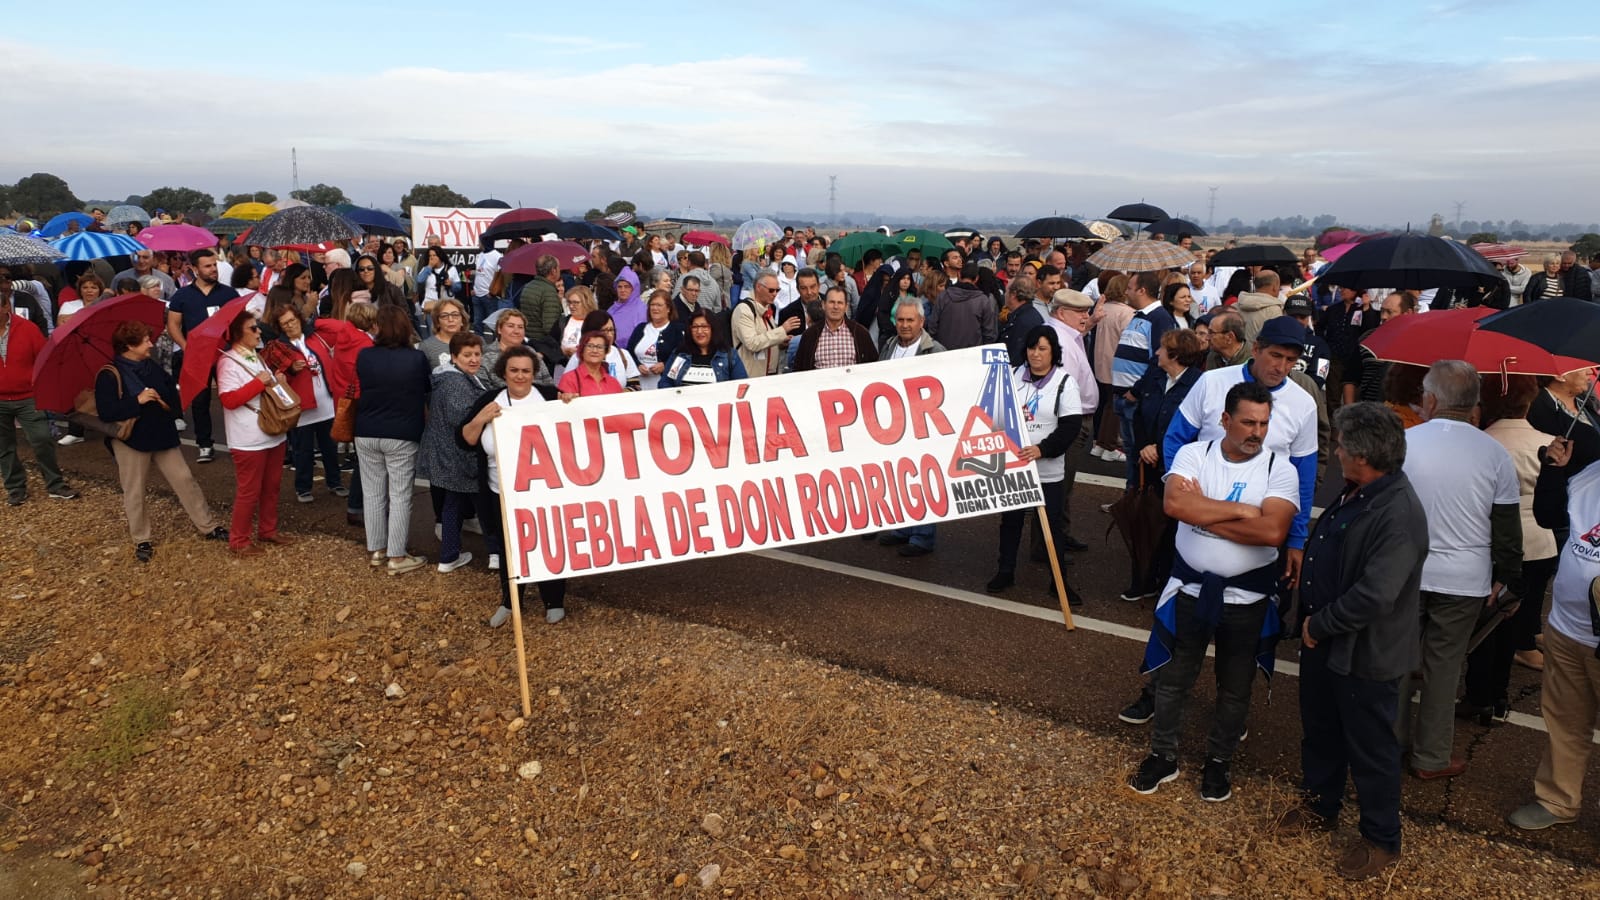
[518,277,562,337]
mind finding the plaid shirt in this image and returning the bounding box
[813,321,857,369]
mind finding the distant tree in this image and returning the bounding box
[1466,232,1499,244]
[604,200,637,216]
[583,207,604,220]
[399,183,470,218]
[290,183,348,207]
[141,186,215,216]
[1571,233,1600,260]
[1311,214,1337,230]
[10,172,82,218]
[223,191,278,207]
[0,184,11,218]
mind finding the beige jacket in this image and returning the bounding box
[1485,417,1559,560]
[1235,291,1284,344]
[731,300,790,376]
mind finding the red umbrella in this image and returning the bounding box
[500,241,589,276]
[30,293,167,412]
[178,295,257,407]
[136,223,219,253]
[1321,241,1360,263]
[681,230,728,247]
[477,207,560,247]
[1315,229,1364,251]
[1360,307,1593,377]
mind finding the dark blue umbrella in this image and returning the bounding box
[539,220,621,243]
[340,206,406,237]
[473,198,512,209]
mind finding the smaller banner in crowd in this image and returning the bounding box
[409,206,556,267]
[492,346,1045,583]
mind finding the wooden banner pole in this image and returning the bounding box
[507,580,532,718]
[1037,506,1076,630]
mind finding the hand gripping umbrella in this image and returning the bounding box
[30,293,168,412]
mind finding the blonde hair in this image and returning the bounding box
[565,285,598,319]
[708,242,732,267]
[345,300,378,331]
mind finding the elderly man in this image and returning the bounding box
[676,251,723,314]
[114,249,177,300]
[731,273,801,377]
[1280,403,1427,882]
[1398,361,1522,779]
[1188,263,1220,313]
[1046,288,1099,553]
[0,285,81,505]
[793,287,877,371]
[878,295,944,360]
[1510,431,1600,829]
[517,255,563,339]
[1205,310,1249,370]
[1236,271,1285,344]
[1000,276,1046,365]
[1558,250,1594,300]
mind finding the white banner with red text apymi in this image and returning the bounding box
[491,345,1045,583]
[409,205,559,250]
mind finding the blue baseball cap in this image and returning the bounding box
[1256,315,1306,348]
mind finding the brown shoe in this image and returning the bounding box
[257,533,297,546]
[1273,804,1336,835]
[1336,838,1398,881]
[229,544,265,558]
[1514,649,1544,671]
[1410,757,1467,780]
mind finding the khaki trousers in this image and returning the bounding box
[112,442,219,543]
[1534,627,1600,818]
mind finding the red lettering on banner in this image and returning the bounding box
[716,484,745,548]
[603,413,648,478]
[841,467,870,530]
[564,503,591,570]
[734,397,761,464]
[586,502,614,567]
[663,491,692,555]
[818,471,846,532]
[686,488,714,552]
[514,425,562,490]
[514,508,540,576]
[762,398,809,461]
[795,474,823,537]
[904,376,953,438]
[818,389,858,452]
[649,410,695,475]
[921,453,949,516]
[861,382,907,445]
[689,405,735,469]
[898,458,926,518]
[557,421,605,486]
[632,496,660,561]
[763,479,795,542]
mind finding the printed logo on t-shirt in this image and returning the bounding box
[1572,522,1600,563]
[1224,482,1246,503]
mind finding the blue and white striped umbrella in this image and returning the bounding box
[0,231,66,265]
[51,231,145,261]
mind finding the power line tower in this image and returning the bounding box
[291,147,300,195]
[1452,200,1465,230]
[1207,186,1219,230]
[828,175,837,224]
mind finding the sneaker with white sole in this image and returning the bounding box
[488,554,501,571]
[1089,444,1106,459]
[488,606,511,628]
[434,523,443,541]
[386,555,426,576]
[1128,753,1179,794]
[1102,449,1127,464]
[48,487,81,500]
[297,492,314,503]
[175,418,186,431]
[437,551,473,573]
[196,447,214,464]
[57,434,85,446]
[1200,757,1233,802]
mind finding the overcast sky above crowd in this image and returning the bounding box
[3,1,1596,226]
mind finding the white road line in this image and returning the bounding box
[758,549,1594,744]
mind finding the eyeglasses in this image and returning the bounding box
[246,324,261,333]
[438,311,462,319]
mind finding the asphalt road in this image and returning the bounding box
[33,415,1600,865]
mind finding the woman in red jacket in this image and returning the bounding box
[262,302,342,503]
[314,301,376,525]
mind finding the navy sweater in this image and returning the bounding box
[354,346,431,441]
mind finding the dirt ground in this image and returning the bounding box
[1,483,1597,898]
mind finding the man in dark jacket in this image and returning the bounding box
[1278,402,1427,882]
[792,287,877,372]
[999,276,1044,365]
[929,261,998,350]
[1317,286,1374,407]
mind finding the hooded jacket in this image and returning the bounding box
[607,268,647,343]
[1234,291,1284,345]
[930,282,998,350]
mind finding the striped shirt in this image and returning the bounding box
[1111,304,1176,389]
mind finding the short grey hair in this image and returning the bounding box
[1007,277,1035,300]
[1210,310,1245,343]
[535,254,560,278]
[137,275,163,292]
[892,298,924,320]
[1333,402,1407,474]
[1422,359,1480,412]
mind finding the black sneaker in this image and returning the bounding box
[5,493,22,507]
[1119,584,1157,602]
[48,487,81,500]
[986,572,1015,593]
[1129,753,1178,794]
[135,542,154,563]
[1119,688,1155,725]
[1490,702,1511,724]
[204,526,230,542]
[1201,757,1232,802]
[196,447,214,464]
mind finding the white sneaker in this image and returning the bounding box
[434,523,443,541]
[56,434,85,446]
[545,608,566,624]
[462,517,484,535]
[175,418,186,431]
[488,554,501,571]
[1089,444,1105,459]
[488,606,511,628]
[437,551,473,573]
[1102,449,1127,463]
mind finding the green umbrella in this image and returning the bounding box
[830,231,901,268]
[891,229,954,257]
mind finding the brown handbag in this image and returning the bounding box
[70,365,137,441]
[224,352,302,436]
[330,385,358,442]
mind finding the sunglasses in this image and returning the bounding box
[357,265,376,272]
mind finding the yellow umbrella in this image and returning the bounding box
[221,202,276,221]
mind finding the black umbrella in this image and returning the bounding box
[1316,234,1503,292]
[1107,202,1168,223]
[1478,297,1600,366]
[240,206,362,248]
[1142,217,1205,237]
[1209,244,1299,268]
[1014,216,1097,240]
[473,199,512,209]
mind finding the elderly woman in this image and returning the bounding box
[355,305,431,575]
[607,268,646,343]
[1524,253,1566,303]
[660,309,747,386]
[558,330,625,399]
[217,312,291,557]
[559,310,639,388]
[559,286,598,359]
[460,345,568,624]
[95,320,228,561]
[419,298,469,370]
[627,289,683,390]
[262,303,343,503]
[421,332,488,574]
[481,309,552,391]
[56,272,106,329]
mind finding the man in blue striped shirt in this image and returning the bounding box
[1111,271,1177,484]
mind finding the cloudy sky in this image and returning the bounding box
[3,1,1596,226]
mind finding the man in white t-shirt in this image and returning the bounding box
[1399,361,1523,780]
[1130,380,1298,803]
[471,243,504,332]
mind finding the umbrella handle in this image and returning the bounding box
[1566,382,1597,440]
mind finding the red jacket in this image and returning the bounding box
[260,332,336,413]
[0,313,46,400]
[312,318,372,398]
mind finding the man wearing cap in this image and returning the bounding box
[1047,288,1100,553]
[0,280,80,506]
[1284,296,1332,391]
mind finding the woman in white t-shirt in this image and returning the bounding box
[217,312,290,556]
[460,345,568,627]
[626,290,684,390]
[989,325,1084,594]
[417,247,461,325]
[261,303,343,504]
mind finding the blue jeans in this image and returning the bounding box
[471,292,498,332]
[1114,394,1138,486]
[890,524,936,551]
[291,418,342,495]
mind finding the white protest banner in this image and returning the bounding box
[491,346,1045,584]
[410,206,502,250]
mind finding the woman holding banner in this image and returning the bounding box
[459,345,568,626]
[987,325,1084,595]
[660,309,746,387]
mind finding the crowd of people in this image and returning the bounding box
[3,216,1600,881]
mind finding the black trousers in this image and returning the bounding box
[476,485,566,611]
[997,479,1064,577]
[1298,643,1403,853]
[1463,555,1558,706]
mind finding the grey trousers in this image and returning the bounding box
[1397,589,1484,770]
[356,437,419,558]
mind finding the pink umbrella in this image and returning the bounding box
[1321,241,1361,263]
[136,223,218,253]
[500,241,589,276]
[681,230,729,247]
